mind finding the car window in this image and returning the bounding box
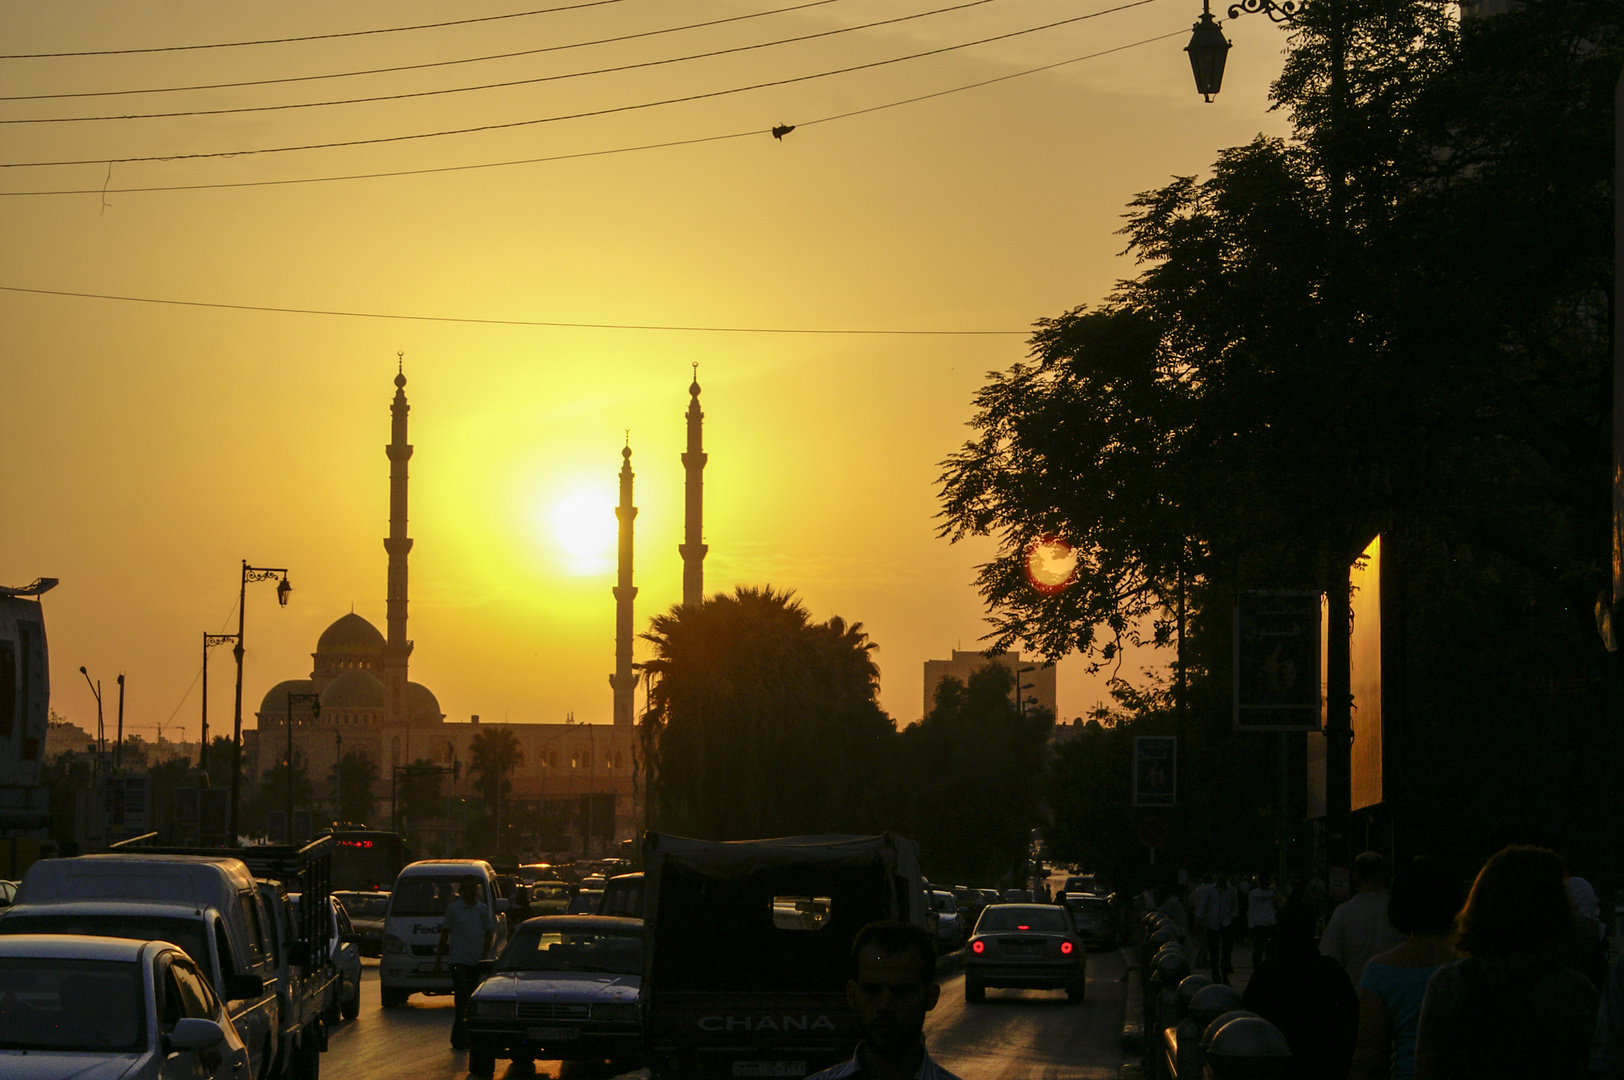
[390,877,464,917]
[238,894,267,964]
[158,961,184,1030]
[334,901,354,938]
[498,927,642,975]
[0,957,145,1053]
[977,906,1070,932]
[0,912,216,985]
[171,956,215,1020]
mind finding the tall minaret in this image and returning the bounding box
[383,355,415,724]
[679,367,708,607]
[610,440,638,728]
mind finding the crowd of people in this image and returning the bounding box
[1141,844,1621,1079]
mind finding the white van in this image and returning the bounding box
[378,859,508,1007]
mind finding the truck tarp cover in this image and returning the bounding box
[645,833,920,993]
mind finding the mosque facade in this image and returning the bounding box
[245,364,662,859]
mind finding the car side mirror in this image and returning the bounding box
[495,898,511,915]
[165,1017,226,1054]
[224,973,265,1000]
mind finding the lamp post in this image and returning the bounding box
[201,633,237,777]
[114,674,126,772]
[284,691,320,843]
[78,666,104,780]
[229,560,291,845]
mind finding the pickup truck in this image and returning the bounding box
[641,832,929,1080]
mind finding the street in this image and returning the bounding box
[321,952,1127,1080]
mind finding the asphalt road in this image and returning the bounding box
[321,952,1126,1080]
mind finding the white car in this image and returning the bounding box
[0,933,251,1078]
[290,892,362,1023]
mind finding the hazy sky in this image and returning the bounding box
[1,0,1291,742]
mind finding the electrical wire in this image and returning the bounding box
[0,30,1179,195]
[1,0,851,103]
[1,0,1008,124]
[0,284,1030,334]
[0,0,1166,167]
[0,0,633,59]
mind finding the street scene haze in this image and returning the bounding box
[2,0,1621,1078]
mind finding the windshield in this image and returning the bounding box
[390,877,468,918]
[499,926,642,975]
[0,913,213,983]
[977,906,1070,933]
[335,892,389,918]
[0,957,146,1052]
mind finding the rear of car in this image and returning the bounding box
[1062,893,1117,950]
[333,890,389,957]
[465,916,643,1074]
[964,903,1086,1004]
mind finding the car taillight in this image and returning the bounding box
[1017,925,1030,930]
[972,940,985,954]
[1061,941,1074,955]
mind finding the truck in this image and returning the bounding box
[0,579,57,868]
[109,836,342,1080]
[640,832,929,1080]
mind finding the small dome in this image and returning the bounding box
[259,679,316,717]
[407,682,442,723]
[317,613,385,656]
[321,669,388,711]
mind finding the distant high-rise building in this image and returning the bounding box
[922,650,1056,721]
[679,368,708,607]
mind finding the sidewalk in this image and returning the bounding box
[1119,941,1256,1080]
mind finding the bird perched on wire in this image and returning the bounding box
[771,123,796,140]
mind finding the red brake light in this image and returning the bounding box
[1017,925,1030,930]
[1061,941,1074,955]
[972,940,985,954]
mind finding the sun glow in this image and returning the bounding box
[547,489,618,573]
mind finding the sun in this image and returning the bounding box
[548,489,618,573]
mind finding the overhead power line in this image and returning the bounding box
[0,0,1166,168]
[0,31,1180,196]
[3,0,1007,124]
[1,0,848,102]
[0,0,632,59]
[0,285,1030,335]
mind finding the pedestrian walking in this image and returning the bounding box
[1189,874,1216,969]
[1321,851,1405,986]
[1243,901,1360,1079]
[1349,857,1462,1080]
[1155,882,1189,940]
[1212,874,1239,982]
[433,874,496,1050]
[805,921,964,1080]
[1248,874,1280,967]
[1413,845,1599,1080]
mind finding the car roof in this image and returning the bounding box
[6,900,205,918]
[0,933,160,961]
[982,903,1065,915]
[400,860,493,872]
[514,915,643,933]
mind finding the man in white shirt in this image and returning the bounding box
[1211,874,1239,982]
[1319,851,1403,985]
[1248,874,1279,966]
[434,875,496,1050]
[1188,875,1216,969]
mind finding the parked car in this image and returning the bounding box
[1062,875,1099,896]
[1061,893,1118,950]
[0,932,251,1079]
[333,889,389,957]
[528,881,572,917]
[928,890,964,949]
[1002,889,1034,903]
[964,903,1086,1004]
[464,915,644,1076]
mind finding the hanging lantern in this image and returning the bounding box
[1186,2,1231,102]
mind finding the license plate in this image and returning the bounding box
[527,1026,580,1041]
[1006,945,1043,956]
[732,1063,806,1077]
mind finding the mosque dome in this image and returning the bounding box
[259,679,317,717]
[316,613,385,656]
[407,682,443,723]
[321,669,388,711]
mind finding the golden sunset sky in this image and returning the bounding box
[0,0,1290,742]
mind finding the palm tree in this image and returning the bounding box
[469,727,524,817]
[331,751,380,824]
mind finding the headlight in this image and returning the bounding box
[593,1003,639,1022]
[383,934,408,955]
[471,1000,517,1018]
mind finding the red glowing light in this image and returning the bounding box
[971,940,985,954]
[1017,925,1030,931]
[1061,941,1074,955]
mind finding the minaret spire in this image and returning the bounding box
[680,366,708,607]
[610,438,638,728]
[383,354,415,724]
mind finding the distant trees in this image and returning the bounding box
[469,728,523,818]
[332,751,379,824]
[641,587,897,839]
[395,758,444,827]
[897,665,1052,882]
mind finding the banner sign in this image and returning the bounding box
[1234,591,1323,730]
[1133,736,1177,808]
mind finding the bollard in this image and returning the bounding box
[1174,974,1213,1024]
[1203,1015,1292,1080]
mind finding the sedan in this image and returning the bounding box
[1062,893,1118,950]
[332,890,388,958]
[0,933,251,1078]
[964,903,1086,1004]
[465,916,643,1076]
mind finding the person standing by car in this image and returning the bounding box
[434,875,495,1050]
[805,922,964,1080]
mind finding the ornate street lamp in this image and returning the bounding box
[228,560,291,844]
[1186,0,1232,101]
[200,633,238,776]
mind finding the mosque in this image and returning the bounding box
[245,364,711,858]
